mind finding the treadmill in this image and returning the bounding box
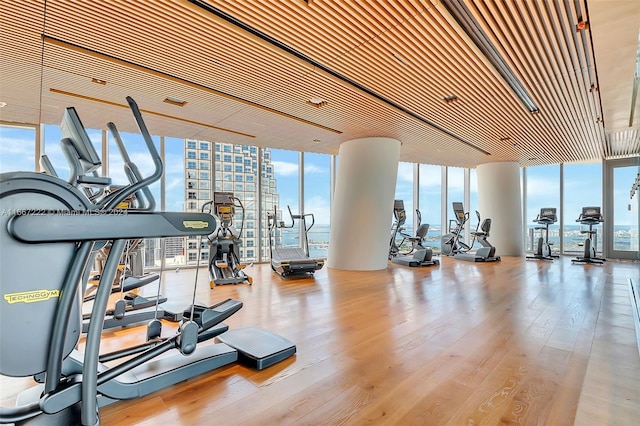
[267,205,325,277]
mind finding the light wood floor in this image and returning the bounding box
[2,255,639,425]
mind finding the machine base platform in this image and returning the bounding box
[217,327,296,370]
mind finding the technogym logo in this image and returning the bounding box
[4,289,60,304]
[183,220,209,229]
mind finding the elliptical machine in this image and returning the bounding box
[440,202,470,256]
[572,206,605,265]
[0,97,296,426]
[388,200,439,267]
[526,207,559,261]
[202,192,253,287]
[441,202,500,262]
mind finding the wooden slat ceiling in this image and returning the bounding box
[0,0,638,167]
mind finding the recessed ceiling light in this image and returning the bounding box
[0,102,7,108]
[307,97,327,108]
[391,53,408,66]
[443,94,458,103]
[164,97,187,107]
[91,78,106,85]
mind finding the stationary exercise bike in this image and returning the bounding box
[526,207,558,261]
[572,206,605,265]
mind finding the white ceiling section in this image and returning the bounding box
[0,0,638,168]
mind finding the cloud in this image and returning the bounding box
[164,152,185,176]
[272,160,299,176]
[166,177,182,192]
[301,195,331,225]
[304,164,328,174]
[0,134,36,172]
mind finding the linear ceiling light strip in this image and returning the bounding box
[441,0,539,114]
[42,35,341,135]
[188,0,491,156]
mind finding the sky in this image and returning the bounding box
[1,124,636,233]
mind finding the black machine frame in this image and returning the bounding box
[202,191,253,287]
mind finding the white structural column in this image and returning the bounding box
[327,137,401,270]
[476,162,523,256]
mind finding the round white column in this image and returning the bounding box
[476,162,523,256]
[327,137,401,270]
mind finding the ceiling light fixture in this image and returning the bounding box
[0,102,7,108]
[441,0,539,113]
[91,78,106,85]
[307,97,327,108]
[444,94,458,103]
[163,97,187,107]
[575,18,589,32]
[392,53,408,66]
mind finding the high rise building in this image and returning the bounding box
[184,140,279,265]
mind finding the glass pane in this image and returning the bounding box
[525,165,560,251]
[303,152,331,258]
[447,166,465,235]
[563,162,602,253]
[271,148,300,252]
[419,164,442,250]
[613,165,639,253]
[0,125,36,173]
[108,130,160,199]
[149,136,187,269]
[469,168,478,219]
[42,124,69,180]
[231,144,260,263]
[395,160,414,231]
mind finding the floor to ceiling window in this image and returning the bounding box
[447,166,466,244]
[269,148,300,258]
[525,165,560,252]
[469,168,480,231]
[604,158,640,260]
[303,152,331,258]
[42,124,68,179]
[7,119,635,265]
[418,164,442,250]
[563,162,602,254]
[143,136,187,269]
[0,125,36,173]
[392,161,415,253]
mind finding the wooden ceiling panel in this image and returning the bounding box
[1,0,638,168]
